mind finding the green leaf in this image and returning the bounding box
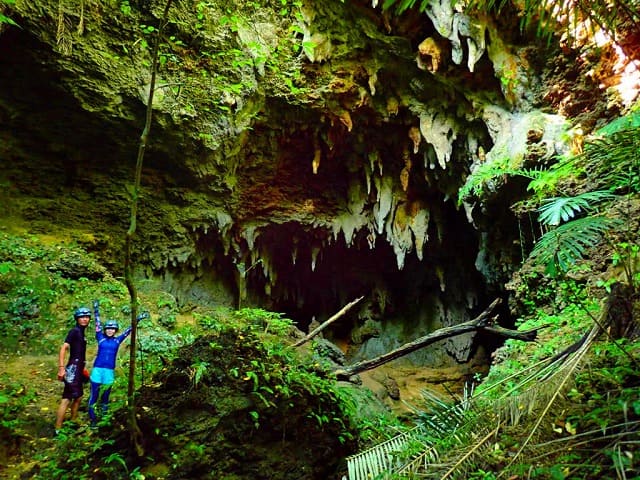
[529,216,620,275]
[0,261,15,274]
[0,13,19,26]
[537,191,617,226]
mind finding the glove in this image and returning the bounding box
[137,311,150,322]
[93,299,100,310]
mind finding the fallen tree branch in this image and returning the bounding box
[482,324,544,342]
[333,298,546,379]
[294,296,365,347]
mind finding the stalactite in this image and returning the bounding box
[373,175,393,234]
[270,269,278,290]
[417,37,443,72]
[250,249,261,271]
[364,162,372,196]
[389,203,405,268]
[400,148,411,192]
[312,135,321,174]
[311,245,320,272]
[423,0,488,73]
[436,265,446,292]
[462,201,475,226]
[425,0,454,39]
[367,69,377,96]
[410,207,430,261]
[366,225,376,249]
[338,110,353,131]
[419,110,458,169]
[259,250,271,281]
[433,208,445,244]
[458,15,486,72]
[220,229,231,257]
[242,225,259,250]
[466,291,477,309]
[408,126,421,154]
[386,97,399,117]
[368,150,382,177]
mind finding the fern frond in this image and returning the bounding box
[596,111,640,136]
[459,164,537,202]
[581,128,640,193]
[537,190,617,226]
[529,216,620,275]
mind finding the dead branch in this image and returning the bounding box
[294,296,364,347]
[333,298,546,379]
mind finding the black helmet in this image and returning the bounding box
[74,307,91,319]
[104,320,119,331]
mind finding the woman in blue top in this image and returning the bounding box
[88,300,131,425]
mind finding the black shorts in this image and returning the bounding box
[62,363,85,400]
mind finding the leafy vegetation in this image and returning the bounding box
[348,293,639,478]
[381,0,640,44]
[344,108,640,478]
[0,228,401,478]
[1,0,639,477]
[0,0,18,27]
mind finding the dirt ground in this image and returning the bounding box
[359,361,487,417]
[0,354,62,479]
[0,344,117,480]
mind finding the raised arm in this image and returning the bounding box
[118,312,147,343]
[119,326,132,342]
[93,300,102,334]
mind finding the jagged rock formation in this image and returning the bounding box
[0,0,594,368]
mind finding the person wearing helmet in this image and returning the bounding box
[87,300,132,426]
[55,306,91,434]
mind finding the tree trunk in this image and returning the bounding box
[124,0,173,457]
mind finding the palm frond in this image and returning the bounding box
[345,319,606,480]
[397,388,483,477]
[345,428,415,480]
[412,388,473,435]
[463,0,639,40]
[502,324,602,473]
[440,425,500,480]
[537,190,617,226]
[347,387,480,479]
[529,216,620,275]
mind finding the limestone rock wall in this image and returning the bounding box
[0,0,574,367]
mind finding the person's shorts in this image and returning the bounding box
[90,367,115,385]
[61,363,85,400]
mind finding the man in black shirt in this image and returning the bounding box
[55,306,90,434]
